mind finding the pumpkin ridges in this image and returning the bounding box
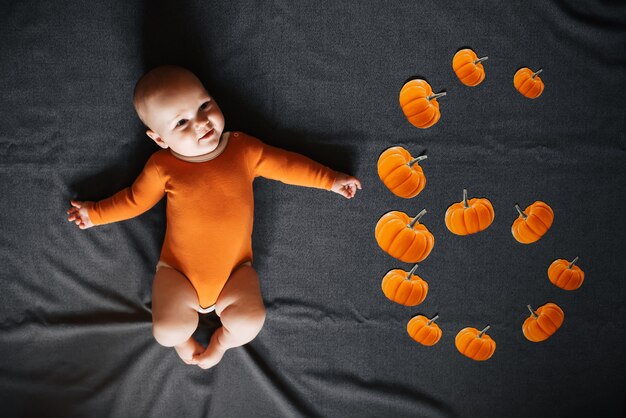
[383,164,416,189]
[463,206,480,233]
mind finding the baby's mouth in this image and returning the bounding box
[198,128,215,142]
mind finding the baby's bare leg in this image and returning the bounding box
[152,266,203,364]
[194,265,266,369]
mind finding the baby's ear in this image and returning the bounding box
[146,130,168,148]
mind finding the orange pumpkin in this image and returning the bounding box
[375,209,435,263]
[445,189,494,235]
[377,147,427,198]
[455,326,496,361]
[399,79,446,129]
[548,257,584,290]
[452,49,488,86]
[511,201,554,244]
[407,314,441,346]
[381,264,428,306]
[523,303,564,342]
[514,67,544,99]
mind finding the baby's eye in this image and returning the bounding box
[176,119,188,128]
[200,101,211,110]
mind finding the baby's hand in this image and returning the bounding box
[331,173,362,199]
[66,200,95,229]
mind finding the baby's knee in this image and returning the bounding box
[226,304,266,339]
[152,317,198,347]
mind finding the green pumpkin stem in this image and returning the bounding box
[406,264,419,279]
[427,315,439,326]
[408,155,427,167]
[569,257,579,269]
[478,325,491,338]
[531,69,543,79]
[515,204,528,220]
[408,209,427,229]
[463,189,469,208]
[474,56,488,64]
[427,92,447,101]
[527,305,539,319]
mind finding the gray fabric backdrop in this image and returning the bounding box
[1,1,625,417]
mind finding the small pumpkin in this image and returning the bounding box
[377,147,427,198]
[523,303,564,342]
[455,326,496,361]
[511,201,554,244]
[445,189,494,235]
[514,67,544,99]
[407,314,441,346]
[399,79,446,129]
[382,264,428,306]
[375,209,435,263]
[548,257,585,290]
[452,49,488,86]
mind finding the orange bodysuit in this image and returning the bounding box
[86,131,337,309]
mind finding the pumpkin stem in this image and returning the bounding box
[406,264,419,279]
[408,155,427,167]
[527,305,539,318]
[427,92,447,101]
[463,189,469,208]
[427,315,439,326]
[531,69,543,79]
[478,325,490,338]
[515,204,528,220]
[474,56,488,64]
[408,209,427,228]
[569,257,579,269]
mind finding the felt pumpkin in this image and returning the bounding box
[375,209,435,263]
[445,189,494,235]
[452,49,488,86]
[514,67,544,99]
[511,201,554,244]
[548,257,584,290]
[382,264,428,306]
[399,79,446,129]
[455,326,496,361]
[407,314,441,346]
[377,147,427,198]
[523,303,564,342]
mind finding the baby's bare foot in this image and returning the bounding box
[193,332,227,369]
[174,336,205,365]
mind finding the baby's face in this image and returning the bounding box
[142,74,225,157]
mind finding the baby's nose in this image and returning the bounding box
[193,117,210,131]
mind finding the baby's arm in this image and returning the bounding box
[67,154,166,229]
[244,134,362,198]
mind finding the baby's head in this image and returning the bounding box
[133,66,225,157]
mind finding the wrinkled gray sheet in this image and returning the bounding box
[1,1,625,417]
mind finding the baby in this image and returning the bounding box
[66,66,361,369]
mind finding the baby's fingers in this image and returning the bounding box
[70,200,83,208]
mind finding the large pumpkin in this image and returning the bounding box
[399,79,446,129]
[455,326,496,361]
[523,303,564,342]
[375,209,435,263]
[511,201,554,244]
[445,189,494,235]
[452,49,488,86]
[381,264,428,306]
[407,315,441,346]
[514,67,544,99]
[377,147,427,198]
[548,257,585,291]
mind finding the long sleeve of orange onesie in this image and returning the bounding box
[243,134,337,189]
[86,155,165,225]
